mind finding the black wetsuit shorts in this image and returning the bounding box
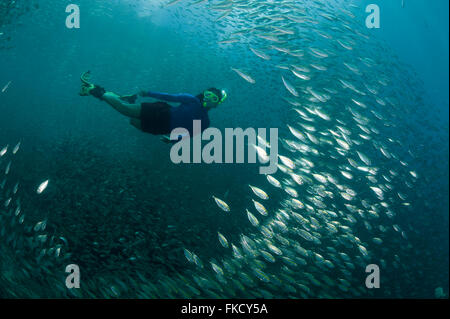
[140,102,172,135]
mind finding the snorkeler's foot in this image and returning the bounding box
[79,83,106,99]
[79,71,106,99]
[80,71,95,96]
[119,94,138,104]
[79,83,94,96]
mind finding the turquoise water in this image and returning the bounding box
[0,0,448,298]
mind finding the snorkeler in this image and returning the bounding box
[79,71,227,143]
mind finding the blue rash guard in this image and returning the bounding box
[144,91,210,138]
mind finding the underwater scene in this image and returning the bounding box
[0,0,448,299]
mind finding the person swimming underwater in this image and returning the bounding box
[79,71,227,143]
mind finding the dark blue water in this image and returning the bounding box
[0,0,448,298]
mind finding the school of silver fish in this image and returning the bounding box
[0,0,447,298]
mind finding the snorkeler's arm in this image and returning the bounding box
[142,91,198,103]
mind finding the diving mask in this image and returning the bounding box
[203,89,227,107]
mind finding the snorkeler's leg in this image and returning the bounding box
[129,118,142,130]
[79,71,140,118]
[102,92,141,119]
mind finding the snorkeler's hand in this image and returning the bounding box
[160,136,172,144]
[139,89,148,97]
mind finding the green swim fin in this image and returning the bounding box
[79,71,106,99]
